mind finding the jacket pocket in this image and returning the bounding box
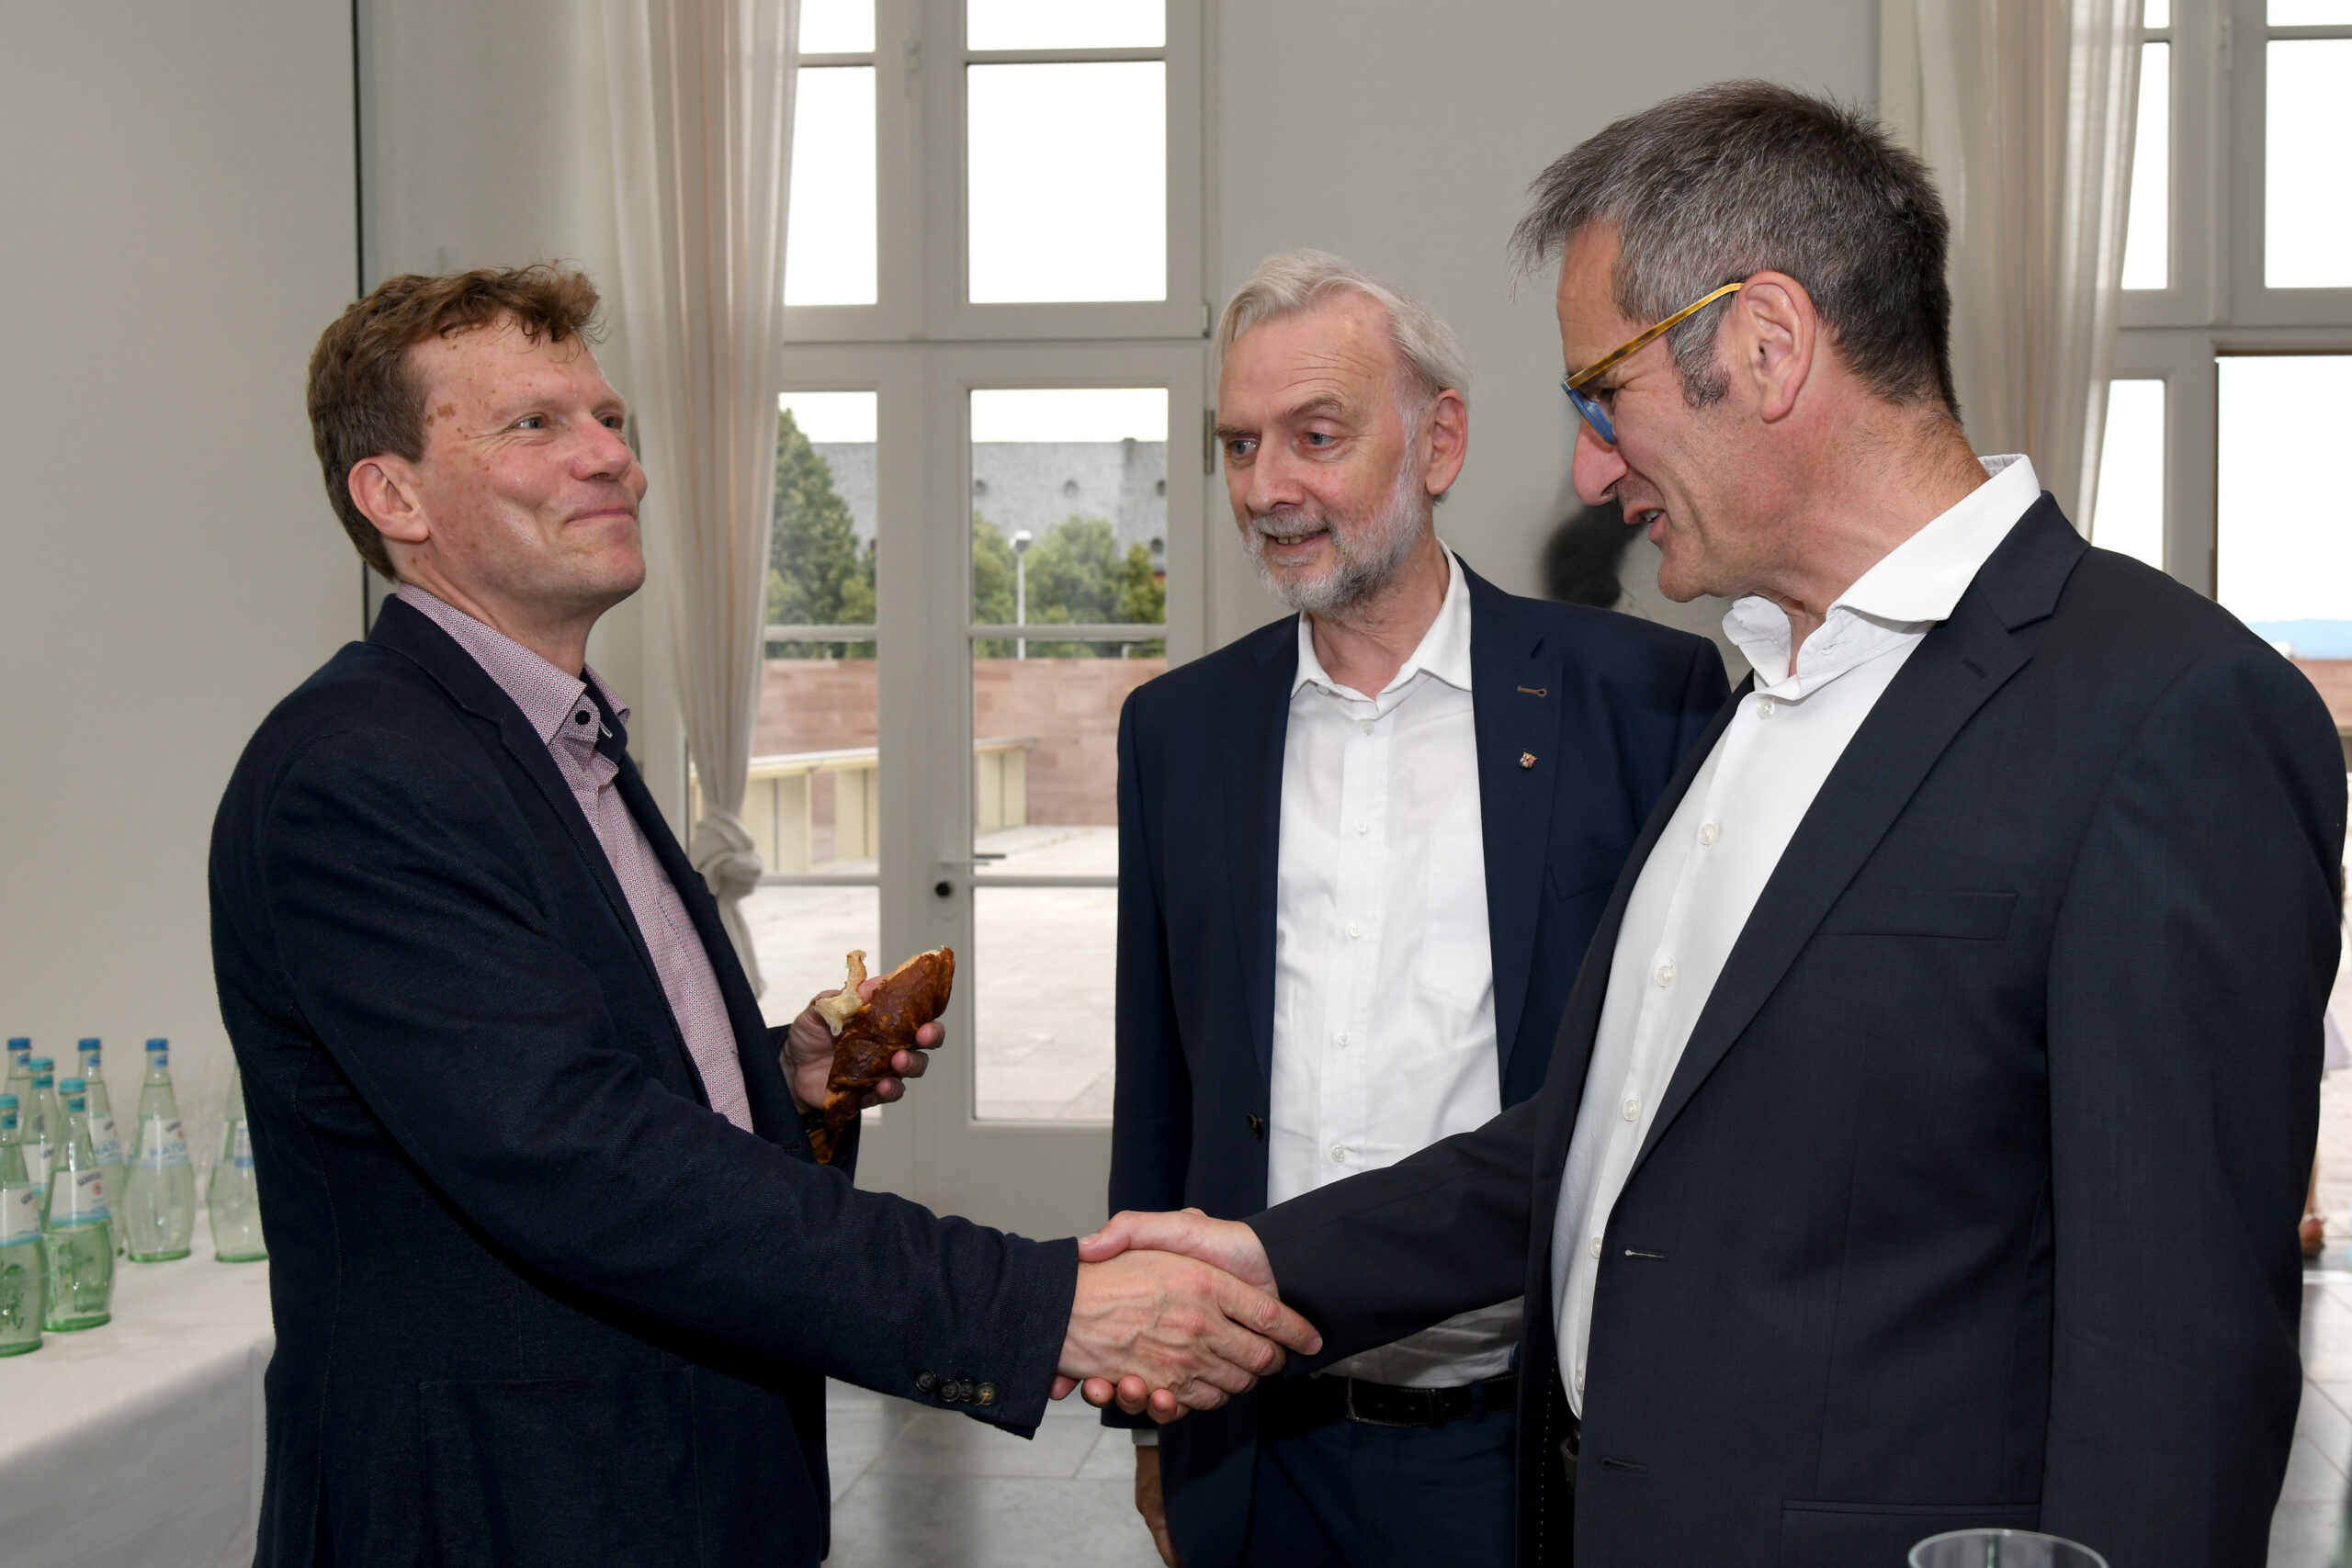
[1816,887,2018,941]
[1549,840,1634,902]
[1779,1499,2041,1568]
[419,1368,698,1568]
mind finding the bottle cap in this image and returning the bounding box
[6,1038,27,1051]
[0,1094,15,1110]
[145,1038,167,1049]
[77,1038,98,1049]
[59,1077,84,1094]
[28,1058,51,1072]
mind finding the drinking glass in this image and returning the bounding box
[1910,1529,2109,1568]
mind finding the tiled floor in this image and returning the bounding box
[822,1065,2352,1567]
[822,1381,1164,1568]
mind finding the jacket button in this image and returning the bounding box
[976,1382,999,1405]
[914,1370,937,1394]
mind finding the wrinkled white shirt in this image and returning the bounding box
[1269,547,1521,1388]
[1550,457,2042,1414]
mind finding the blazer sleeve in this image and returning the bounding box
[1246,1093,1548,1371]
[2037,642,2345,1564]
[1109,690,1192,1216]
[254,727,1078,1431]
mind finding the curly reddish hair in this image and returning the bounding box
[306,264,604,576]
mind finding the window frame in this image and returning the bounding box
[2110,0,2352,591]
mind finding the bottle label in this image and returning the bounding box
[0,1187,39,1247]
[137,1119,190,1170]
[49,1167,107,1227]
[232,1122,254,1170]
[92,1114,121,1169]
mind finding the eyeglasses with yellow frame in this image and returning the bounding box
[1560,280,1746,446]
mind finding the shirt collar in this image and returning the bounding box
[1723,455,2041,686]
[1291,544,1476,701]
[393,582,632,745]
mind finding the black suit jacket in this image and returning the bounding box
[209,598,1077,1568]
[1247,500,2347,1568]
[1111,563,1726,1562]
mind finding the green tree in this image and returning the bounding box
[972,513,1165,658]
[766,408,875,656]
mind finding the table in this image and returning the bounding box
[0,1212,273,1568]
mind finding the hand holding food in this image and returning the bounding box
[805,947,955,1162]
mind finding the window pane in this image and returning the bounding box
[798,0,873,52]
[2121,42,2169,289]
[2272,0,2352,21]
[2089,379,2165,570]
[784,67,877,307]
[974,886,1117,1120]
[967,62,1166,303]
[2143,0,2169,27]
[757,391,879,870]
[2267,41,2352,288]
[967,0,1164,50]
[968,387,1169,637]
[749,886,879,1030]
[2217,356,2352,659]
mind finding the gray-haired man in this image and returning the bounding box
[1103,251,1726,1567]
[1083,85,2342,1567]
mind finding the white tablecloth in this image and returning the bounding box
[0,1212,273,1568]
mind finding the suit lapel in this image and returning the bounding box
[605,746,804,1143]
[1466,570,1566,1079]
[1530,681,1745,1215]
[1228,619,1300,1088]
[1625,498,2087,1182]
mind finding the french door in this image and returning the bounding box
[755,342,1207,1236]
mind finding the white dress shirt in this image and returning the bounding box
[1268,547,1521,1388]
[1549,456,2042,1414]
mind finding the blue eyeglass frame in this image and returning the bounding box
[1561,280,1747,446]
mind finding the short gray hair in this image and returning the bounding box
[1510,81,1957,415]
[1217,250,1472,412]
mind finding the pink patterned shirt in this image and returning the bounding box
[396,585,756,1133]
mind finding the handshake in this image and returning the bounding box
[1055,1210,1306,1420]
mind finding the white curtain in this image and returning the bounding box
[603,0,797,995]
[1905,0,2142,526]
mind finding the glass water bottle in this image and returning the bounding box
[40,1079,112,1331]
[0,1098,43,1355]
[22,1058,60,1201]
[76,1040,124,1254]
[207,1068,266,1263]
[119,1041,194,1262]
[3,1039,29,1114]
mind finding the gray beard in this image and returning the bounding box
[1244,459,1430,617]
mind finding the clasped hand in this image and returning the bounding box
[1055,1209,1304,1423]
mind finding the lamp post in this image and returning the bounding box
[1012,529,1033,660]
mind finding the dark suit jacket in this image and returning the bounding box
[1246,499,2347,1568]
[1110,562,1727,1563]
[209,598,1077,1568]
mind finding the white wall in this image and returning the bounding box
[0,2,359,1166]
[1205,0,1880,665]
[355,0,681,819]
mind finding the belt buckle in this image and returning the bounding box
[1341,1378,1424,1428]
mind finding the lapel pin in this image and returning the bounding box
[1517,684,1549,697]
[1520,751,1538,770]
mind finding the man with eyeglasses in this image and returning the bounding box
[1078,82,2345,1567]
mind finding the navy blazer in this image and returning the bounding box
[1248,499,2348,1568]
[209,598,1077,1568]
[1109,561,1726,1563]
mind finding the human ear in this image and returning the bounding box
[1421,388,1469,497]
[347,455,430,548]
[1734,272,1814,424]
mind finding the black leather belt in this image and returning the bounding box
[1262,1371,1519,1433]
